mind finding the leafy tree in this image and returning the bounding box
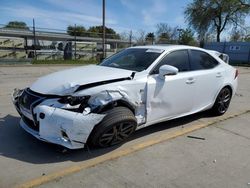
[179,29,196,45]
[67,25,120,39]
[185,0,250,42]
[67,25,87,36]
[87,26,120,39]
[4,21,29,30]
[145,32,155,44]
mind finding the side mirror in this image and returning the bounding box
[159,65,178,79]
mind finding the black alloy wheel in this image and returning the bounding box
[88,107,137,148]
[98,121,135,147]
[212,87,232,115]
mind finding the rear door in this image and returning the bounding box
[188,50,224,111]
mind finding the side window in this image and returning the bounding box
[190,50,218,70]
[152,50,190,74]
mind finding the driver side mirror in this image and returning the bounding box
[159,65,178,79]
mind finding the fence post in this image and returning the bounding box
[74,24,76,60]
[102,0,106,59]
[32,18,37,59]
[248,47,250,64]
[129,30,132,47]
[222,41,226,53]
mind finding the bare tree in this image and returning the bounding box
[230,27,246,41]
[156,23,179,44]
[136,30,146,45]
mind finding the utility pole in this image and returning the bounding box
[74,24,77,60]
[152,33,154,45]
[102,0,106,59]
[129,30,132,47]
[32,18,37,59]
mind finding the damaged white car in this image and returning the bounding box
[12,45,238,149]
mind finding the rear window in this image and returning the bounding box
[190,50,219,70]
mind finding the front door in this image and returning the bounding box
[146,50,195,124]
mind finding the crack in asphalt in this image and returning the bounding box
[214,111,250,141]
[215,125,250,141]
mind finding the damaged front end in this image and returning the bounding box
[12,83,146,149]
[12,88,106,149]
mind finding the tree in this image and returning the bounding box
[185,0,250,42]
[245,35,250,41]
[4,21,29,30]
[244,27,250,41]
[136,30,146,45]
[230,29,243,41]
[87,26,120,39]
[156,23,178,43]
[145,32,155,44]
[67,25,86,36]
[179,29,196,45]
[229,26,250,41]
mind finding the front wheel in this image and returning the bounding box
[88,107,137,148]
[211,87,232,116]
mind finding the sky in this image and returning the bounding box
[0,0,192,34]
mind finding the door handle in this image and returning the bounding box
[216,72,222,78]
[186,78,195,84]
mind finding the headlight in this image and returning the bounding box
[12,88,23,100]
[58,96,90,106]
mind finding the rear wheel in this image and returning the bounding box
[211,87,232,116]
[88,107,137,148]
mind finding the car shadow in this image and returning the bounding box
[0,111,212,164]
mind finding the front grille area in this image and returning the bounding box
[22,115,40,132]
[18,89,44,110]
[18,88,45,132]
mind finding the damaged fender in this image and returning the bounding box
[86,87,147,126]
[33,105,105,149]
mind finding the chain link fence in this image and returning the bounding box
[0,23,131,64]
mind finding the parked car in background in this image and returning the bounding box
[12,45,238,149]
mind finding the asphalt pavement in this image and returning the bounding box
[0,65,249,188]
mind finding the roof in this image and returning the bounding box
[131,44,205,51]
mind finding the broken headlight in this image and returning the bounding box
[58,96,90,106]
[12,88,24,100]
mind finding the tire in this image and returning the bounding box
[88,107,137,148]
[211,87,232,116]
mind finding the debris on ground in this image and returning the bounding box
[187,135,206,140]
[236,93,243,97]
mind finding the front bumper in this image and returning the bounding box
[12,89,105,149]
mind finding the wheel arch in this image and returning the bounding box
[223,85,233,94]
[93,99,136,115]
[212,84,233,107]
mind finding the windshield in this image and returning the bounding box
[100,48,163,72]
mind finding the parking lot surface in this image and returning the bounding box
[0,65,250,188]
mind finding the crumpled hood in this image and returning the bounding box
[30,65,134,95]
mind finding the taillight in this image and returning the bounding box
[234,69,239,79]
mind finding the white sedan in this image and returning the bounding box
[12,45,238,149]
